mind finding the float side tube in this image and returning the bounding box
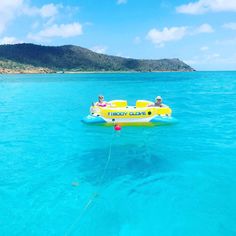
[150,116,177,124]
[82,115,106,124]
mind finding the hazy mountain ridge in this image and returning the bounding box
[0,43,194,73]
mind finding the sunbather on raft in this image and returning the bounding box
[95,95,109,107]
[148,96,167,107]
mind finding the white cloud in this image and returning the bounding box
[90,45,107,54]
[117,0,127,5]
[0,1,62,35]
[200,46,209,51]
[39,4,59,18]
[28,22,83,41]
[0,0,24,34]
[176,1,207,14]
[147,24,214,46]
[133,36,141,44]
[194,23,214,33]
[0,36,22,44]
[223,22,236,30]
[177,0,236,14]
[146,27,188,46]
[22,3,60,27]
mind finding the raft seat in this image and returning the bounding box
[136,100,153,108]
[110,100,128,107]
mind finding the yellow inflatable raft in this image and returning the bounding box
[82,100,176,126]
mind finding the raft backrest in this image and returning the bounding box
[110,100,128,107]
[136,100,153,107]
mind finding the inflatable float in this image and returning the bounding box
[82,100,177,126]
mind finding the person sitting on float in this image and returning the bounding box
[95,95,109,107]
[148,96,167,107]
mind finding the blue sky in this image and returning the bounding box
[0,0,236,70]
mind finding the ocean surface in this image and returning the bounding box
[0,72,236,236]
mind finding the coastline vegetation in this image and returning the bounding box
[0,43,194,74]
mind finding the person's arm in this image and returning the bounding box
[106,101,112,106]
[161,104,167,107]
[148,102,155,107]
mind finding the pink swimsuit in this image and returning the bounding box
[97,102,107,107]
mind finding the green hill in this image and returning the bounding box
[0,43,194,73]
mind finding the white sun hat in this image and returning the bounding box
[156,96,162,100]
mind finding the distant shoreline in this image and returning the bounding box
[0,70,194,75]
[63,70,194,73]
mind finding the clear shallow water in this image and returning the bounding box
[0,72,236,236]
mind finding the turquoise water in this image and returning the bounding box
[0,72,236,236]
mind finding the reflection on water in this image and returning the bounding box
[75,143,171,187]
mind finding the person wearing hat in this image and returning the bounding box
[149,96,166,107]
